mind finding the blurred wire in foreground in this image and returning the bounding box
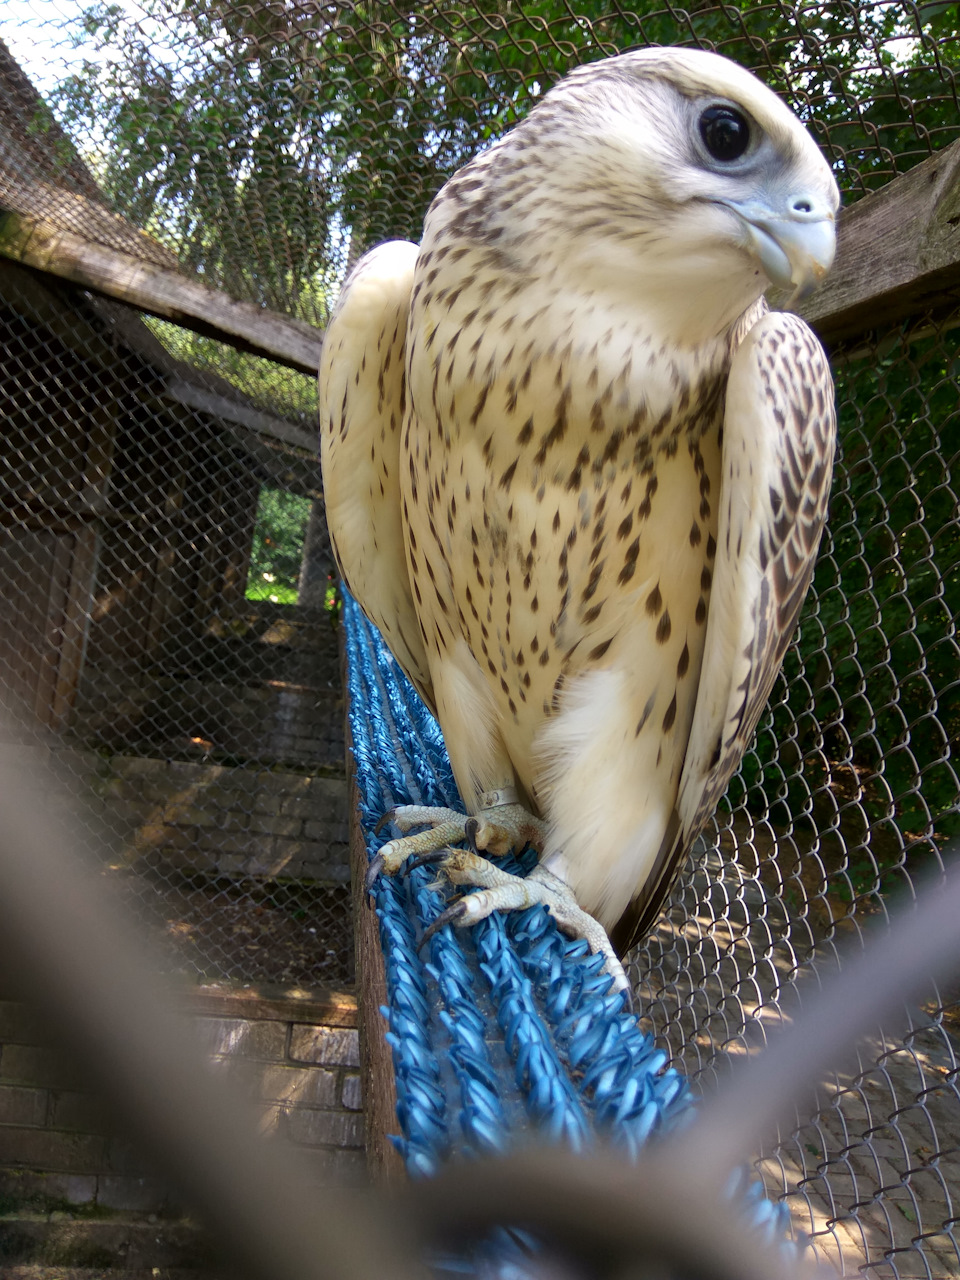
[0,705,420,1280]
[0,708,957,1279]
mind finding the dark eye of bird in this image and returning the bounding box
[699,105,751,162]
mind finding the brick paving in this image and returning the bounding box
[71,606,345,772]
[768,1024,960,1279]
[92,755,349,884]
[0,989,364,1268]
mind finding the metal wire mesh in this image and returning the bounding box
[631,306,960,1276]
[4,2,960,316]
[0,256,353,987]
[0,1,958,1275]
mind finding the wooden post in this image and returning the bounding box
[297,501,334,611]
[48,525,99,731]
[344,688,406,1183]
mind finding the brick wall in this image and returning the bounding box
[0,987,363,1219]
[92,754,350,884]
[194,991,364,1184]
[74,676,345,773]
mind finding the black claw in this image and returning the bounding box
[406,850,451,874]
[464,817,480,854]
[418,901,468,951]
[364,853,386,897]
[374,808,397,837]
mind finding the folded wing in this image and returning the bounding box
[319,240,436,712]
[615,310,836,951]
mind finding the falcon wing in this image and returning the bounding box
[614,310,836,951]
[319,240,436,712]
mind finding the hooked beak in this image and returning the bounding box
[720,196,837,299]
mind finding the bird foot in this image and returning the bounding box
[366,802,545,894]
[418,851,632,1000]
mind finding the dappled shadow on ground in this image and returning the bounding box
[109,866,353,987]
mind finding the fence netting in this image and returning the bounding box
[632,313,960,1275]
[0,1,958,1275]
[0,253,353,987]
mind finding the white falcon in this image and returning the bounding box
[320,48,839,992]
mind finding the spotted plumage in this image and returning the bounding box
[320,48,838,981]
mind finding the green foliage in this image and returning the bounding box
[52,0,343,322]
[245,487,312,603]
[145,319,318,424]
[46,0,960,305]
[824,334,960,836]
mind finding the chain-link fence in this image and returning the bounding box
[631,300,960,1277]
[0,94,353,985]
[0,2,958,1276]
[0,256,353,985]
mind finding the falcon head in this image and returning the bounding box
[486,48,839,334]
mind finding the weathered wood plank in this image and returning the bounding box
[344,671,405,1184]
[0,210,323,374]
[795,138,960,347]
[180,986,358,1026]
[166,378,318,454]
[0,262,309,462]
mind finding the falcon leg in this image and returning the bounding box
[418,851,631,998]
[366,802,545,894]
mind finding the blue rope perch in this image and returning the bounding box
[341,588,791,1253]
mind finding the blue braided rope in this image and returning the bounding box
[341,589,793,1254]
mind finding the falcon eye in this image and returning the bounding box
[699,105,751,162]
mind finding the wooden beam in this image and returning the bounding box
[343,659,406,1185]
[0,209,324,375]
[80,290,322,459]
[349,762,405,1182]
[794,138,960,348]
[165,378,318,454]
[179,986,358,1026]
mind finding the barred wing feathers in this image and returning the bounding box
[615,311,836,951]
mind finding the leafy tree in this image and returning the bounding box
[245,486,312,603]
[146,319,319,424]
[47,0,960,303]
